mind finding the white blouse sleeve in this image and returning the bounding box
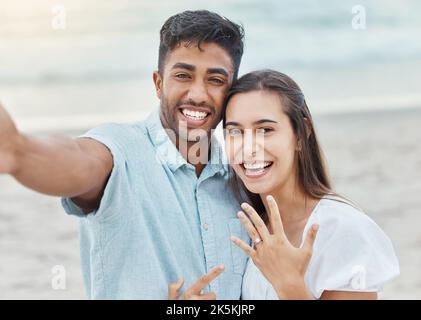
[305,200,400,299]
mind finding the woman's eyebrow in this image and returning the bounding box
[225,119,278,127]
[225,121,241,127]
[253,119,278,125]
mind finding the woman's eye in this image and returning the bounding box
[256,128,273,134]
[228,128,242,136]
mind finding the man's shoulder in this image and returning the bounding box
[88,116,151,140]
[87,120,147,138]
[78,118,151,159]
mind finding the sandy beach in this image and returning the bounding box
[0,107,420,299]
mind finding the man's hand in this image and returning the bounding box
[0,102,21,174]
[168,265,225,300]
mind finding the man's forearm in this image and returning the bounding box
[11,133,112,198]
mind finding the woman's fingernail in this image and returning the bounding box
[267,195,273,201]
[237,211,244,218]
[241,203,248,209]
[312,224,319,231]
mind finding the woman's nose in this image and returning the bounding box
[243,130,264,160]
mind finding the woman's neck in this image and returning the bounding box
[261,184,318,226]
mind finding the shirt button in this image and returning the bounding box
[203,223,209,231]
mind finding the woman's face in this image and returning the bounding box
[224,90,299,195]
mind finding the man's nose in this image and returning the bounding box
[186,80,208,104]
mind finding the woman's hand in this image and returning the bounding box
[168,265,224,300]
[230,195,318,300]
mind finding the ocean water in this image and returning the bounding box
[0,0,420,131]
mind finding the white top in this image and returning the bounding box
[241,198,400,300]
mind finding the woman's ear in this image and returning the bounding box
[303,117,312,139]
[296,139,302,152]
[153,71,163,99]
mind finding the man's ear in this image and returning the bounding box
[153,71,162,99]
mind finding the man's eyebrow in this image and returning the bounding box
[171,63,195,71]
[225,119,278,127]
[207,68,229,77]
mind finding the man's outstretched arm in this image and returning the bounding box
[0,102,113,212]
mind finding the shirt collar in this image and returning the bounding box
[146,109,228,176]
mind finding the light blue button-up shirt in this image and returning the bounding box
[62,109,249,299]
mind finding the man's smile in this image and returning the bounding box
[178,105,212,127]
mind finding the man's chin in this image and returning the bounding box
[179,129,210,143]
[174,122,213,142]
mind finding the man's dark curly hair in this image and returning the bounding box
[158,10,245,80]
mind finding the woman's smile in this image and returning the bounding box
[240,161,274,178]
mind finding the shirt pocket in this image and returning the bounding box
[228,218,250,275]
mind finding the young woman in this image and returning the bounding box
[224,70,399,300]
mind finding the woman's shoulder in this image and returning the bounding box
[310,197,381,241]
[307,195,400,278]
[305,196,400,298]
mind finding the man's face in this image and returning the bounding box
[153,42,234,142]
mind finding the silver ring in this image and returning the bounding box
[253,238,263,247]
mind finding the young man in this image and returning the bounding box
[0,10,249,299]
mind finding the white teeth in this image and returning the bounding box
[182,109,208,120]
[243,162,272,170]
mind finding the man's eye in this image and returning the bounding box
[228,128,242,136]
[175,73,190,79]
[209,78,225,85]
